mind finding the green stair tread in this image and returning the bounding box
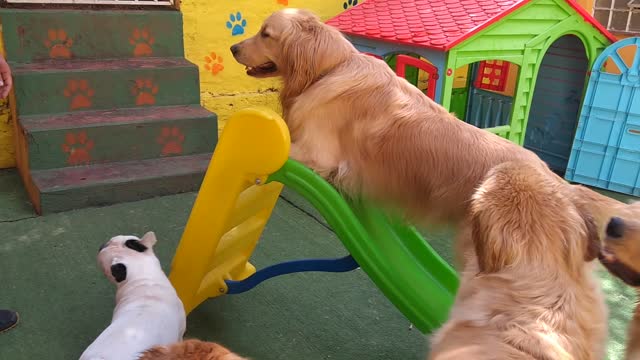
[12,57,194,73]
[12,57,201,115]
[22,105,218,170]
[21,104,215,131]
[32,153,212,193]
[0,8,184,62]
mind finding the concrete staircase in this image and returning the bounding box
[0,8,217,214]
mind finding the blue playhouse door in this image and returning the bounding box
[565,37,640,196]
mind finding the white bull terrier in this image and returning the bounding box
[79,232,186,360]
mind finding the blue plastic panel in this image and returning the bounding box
[566,37,640,196]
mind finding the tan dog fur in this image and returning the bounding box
[429,162,608,360]
[139,339,247,360]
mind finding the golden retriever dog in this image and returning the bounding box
[598,211,640,359]
[139,339,247,360]
[230,9,640,265]
[429,161,607,360]
[230,8,546,225]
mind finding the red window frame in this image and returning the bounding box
[394,54,439,100]
[474,60,510,92]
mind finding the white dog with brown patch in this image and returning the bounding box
[79,232,186,360]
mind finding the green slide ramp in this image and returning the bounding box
[268,159,459,334]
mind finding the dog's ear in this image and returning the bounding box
[110,263,127,283]
[139,231,157,248]
[471,215,491,273]
[578,207,601,262]
[124,238,148,253]
[281,18,354,94]
[561,184,603,261]
[471,214,516,274]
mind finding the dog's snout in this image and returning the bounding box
[606,217,625,239]
[230,44,240,56]
[98,241,109,253]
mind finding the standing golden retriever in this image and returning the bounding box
[429,161,608,360]
[230,8,546,225]
[230,9,639,255]
[598,211,640,359]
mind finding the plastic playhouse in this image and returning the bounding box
[327,0,616,176]
[327,0,640,197]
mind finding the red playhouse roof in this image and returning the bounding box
[326,0,616,51]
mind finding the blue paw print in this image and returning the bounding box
[343,0,358,9]
[226,12,247,36]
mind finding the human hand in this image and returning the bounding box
[0,56,13,99]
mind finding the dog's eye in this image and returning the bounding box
[261,31,270,38]
[124,239,148,253]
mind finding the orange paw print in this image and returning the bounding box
[44,29,73,59]
[63,79,95,110]
[277,0,289,5]
[204,52,224,76]
[131,78,159,106]
[62,131,94,165]
[157,126,185,156]
[130,28,155,57]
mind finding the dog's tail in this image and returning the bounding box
[138,339,248,360]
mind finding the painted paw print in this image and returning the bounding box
[131,78,159,106]
[226,12,247,36]
[63,79,94,110]
[62,131,94,165]
[130,28,155,57]
[44,29,73,59]
[277,0,288,5]
[204,52,224,76]
[157,126,185,156]
[343,0,358,9]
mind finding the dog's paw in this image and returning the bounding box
[226,12,247,36]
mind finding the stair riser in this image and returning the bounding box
[0,9,184,62]
[25,117,217,170]
[39,171,205,214]
[14,65,200,116]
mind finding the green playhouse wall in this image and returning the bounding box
[441,0,611,144]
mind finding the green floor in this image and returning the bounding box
[0,168,636,359]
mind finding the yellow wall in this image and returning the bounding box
[0,28,15,169]
[181,0,361,133]
[574,0,594,13]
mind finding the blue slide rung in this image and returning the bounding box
[225,255,360,294]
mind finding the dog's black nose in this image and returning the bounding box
[606,217,625,239]
[230,44,240,56]
[98,242,108,253]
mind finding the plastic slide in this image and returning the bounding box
[169,107,459,334]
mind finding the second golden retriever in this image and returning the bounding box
[429,162,607,360]
[231,9,640,264]
[598,212,640,359]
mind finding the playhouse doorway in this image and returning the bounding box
[524,35,589,175]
